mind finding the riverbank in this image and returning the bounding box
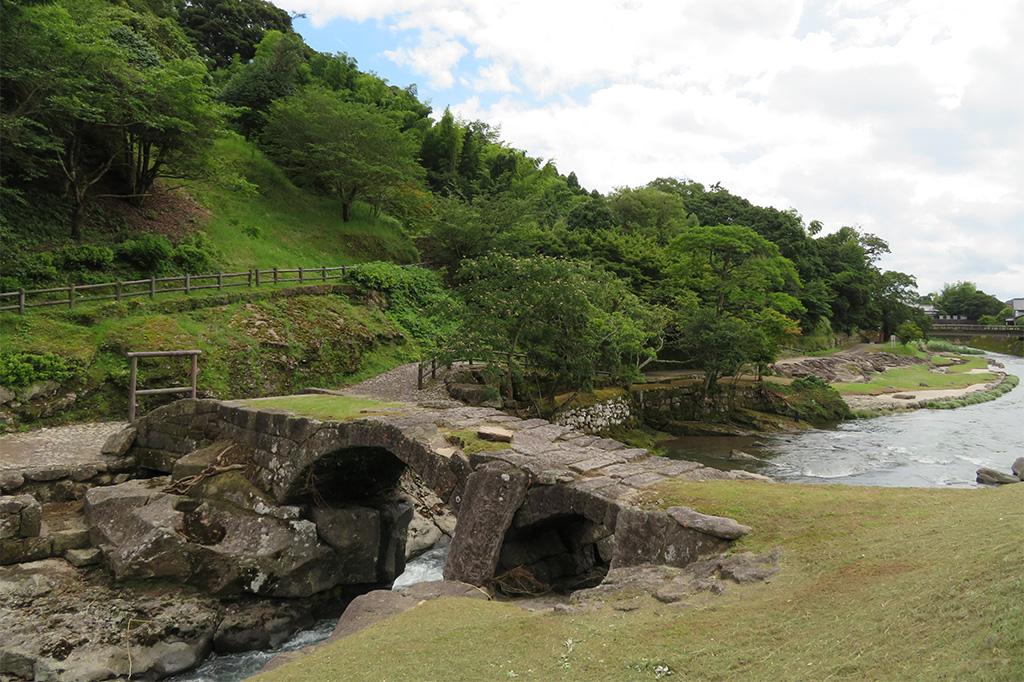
[254,481,1023,681]
[845,372,1018,417]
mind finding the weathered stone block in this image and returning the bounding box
[101,426,137,456]
[311,505,380,583]
[476,425,514,443]
[64,547,101,567]
[444,462,528,586]
[0,536,52,565]
[666,507,751,540]
[611,507,730,569]
[50,528,91,553]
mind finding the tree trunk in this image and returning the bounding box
[69,200,84,241]
[341,200,352,222]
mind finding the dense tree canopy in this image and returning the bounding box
[933,281,1005,321]
[449,254,666,400]
[175,0,293,67]
[1,0,221,237]
[261,86,423,222]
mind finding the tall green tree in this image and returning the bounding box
[420,108,463,194]
[933,281,1006,321]
[451,254,665,401]
[220,29,309,137]
[1,0,220,238]
[175,0,293,67]
[261,86,424,222]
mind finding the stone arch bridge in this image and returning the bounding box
[122,395,761,593]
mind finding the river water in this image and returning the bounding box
[664,352,1023,488]
[170,547,449,682]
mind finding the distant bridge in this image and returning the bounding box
[929,324,1024,340]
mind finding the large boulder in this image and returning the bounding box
[0,559,221,682]
[84,477,387,597]
[1012,457,1024,481]
[311,505,380,584]
[611,507,731,569]
[976,467,1020,485]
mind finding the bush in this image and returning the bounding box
[54,244,114,272]
[115,234,173,273]
[171,233,218,273]
[345,262,458,348]
[0,251,59,290]
[0,352,78,388]
[895,321,924,343]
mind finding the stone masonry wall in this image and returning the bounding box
[554,396,636,434]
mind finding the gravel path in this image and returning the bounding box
[341,361,469,407]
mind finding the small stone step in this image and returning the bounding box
[65,547,101,567]
[476,425,514,443]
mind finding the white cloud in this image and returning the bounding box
[383,31,467,89]
[279,0,1024,298]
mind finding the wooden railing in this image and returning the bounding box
[127,350,202,421]
[0,263,418,314]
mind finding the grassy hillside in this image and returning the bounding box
[0,133,418,294]
[257,481,1023,682]
[0,287,418,426]
[189,134,418,269]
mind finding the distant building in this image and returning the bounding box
[917,303,967,322]
[1006,298,1024,325]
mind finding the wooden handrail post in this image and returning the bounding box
[115,281,122,302]
[273,267,278,284]
[431,357,437,380]
[417,362,424,390]
[185,273,191,294]
[149,276,156,299]
[128,356,138,421]
[18,288,25,314]
[68,284,74,308]
[217,272,223,290]
[247,270,253,288]
[299,266,304,283]
[190,354,199,399]
[255,269,261,287]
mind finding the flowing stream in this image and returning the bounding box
[170,546,449,682]
[663,352,1024,488]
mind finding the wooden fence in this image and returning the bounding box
[127,349,201,421]
[0,263,415,314]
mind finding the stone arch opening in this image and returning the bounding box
[495,513,613,594]
[281,445,417,588]
[283,446,407,505]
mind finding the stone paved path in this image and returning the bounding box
[0,422,129,493]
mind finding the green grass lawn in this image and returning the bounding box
[188,134,419,270]
[255,481,1023,681]
[834,357,997,395]
[239,394,403,421]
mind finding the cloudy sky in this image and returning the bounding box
[278,0,1024,300]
